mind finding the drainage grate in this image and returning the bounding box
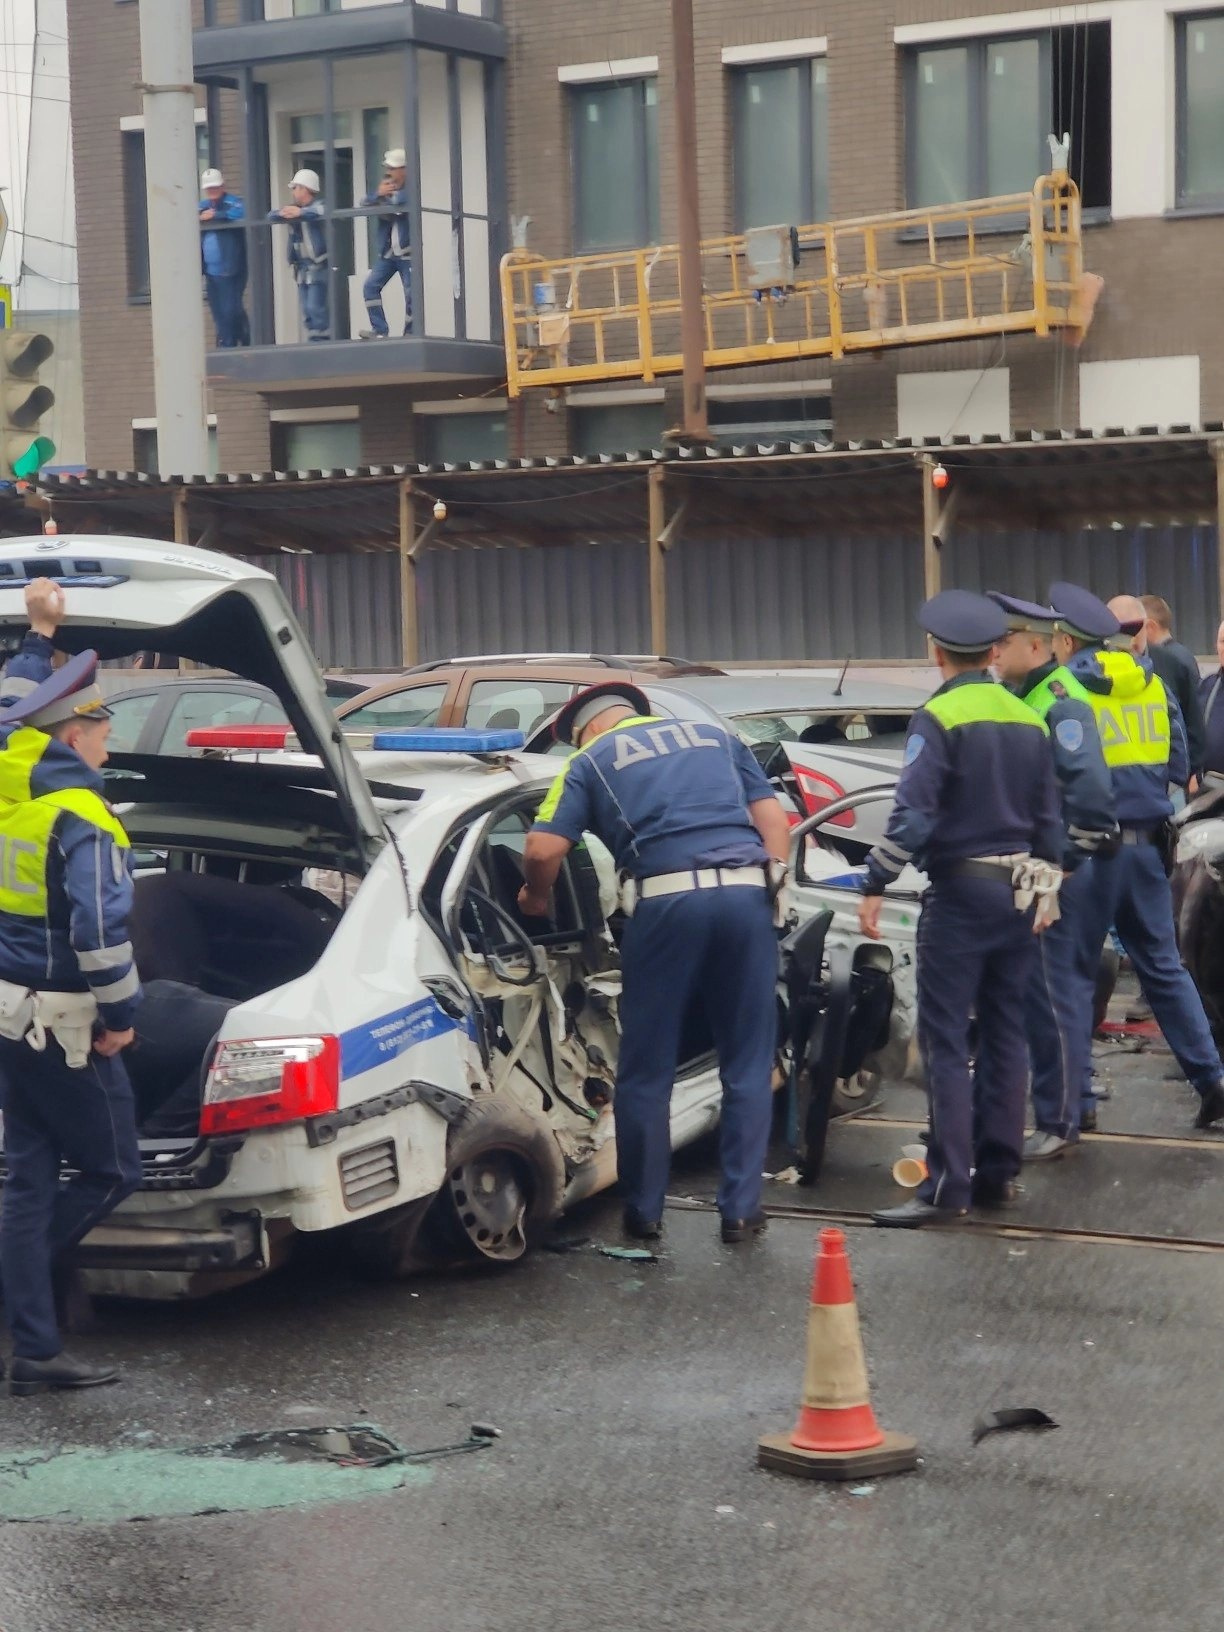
[339,1139,399,1211]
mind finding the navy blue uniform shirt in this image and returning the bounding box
[863,673,1063,895]
[1015,658,1115,870]
[534,715,775,878]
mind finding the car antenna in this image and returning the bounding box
[833,654,851,698]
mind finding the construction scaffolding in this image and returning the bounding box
[501,173,1094,397]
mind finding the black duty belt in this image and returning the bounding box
[1119,825,1158,845]
[946,860,1015,883]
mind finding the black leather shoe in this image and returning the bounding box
[9,1352,119,1396]
[720,1212,768,1244]
[872,1198,968,1229]
[1195,1083,1224,1129]
[622,1208,662,1240]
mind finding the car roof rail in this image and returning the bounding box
[402,652,712,672]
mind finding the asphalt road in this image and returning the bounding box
[0,1010,1220,1632]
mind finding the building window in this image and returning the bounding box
[123,122,211,304]
[906,25,1110,211]
[732,59,828,230]
[276,420,361,471]
[1177,14,1224,208]
[421,412,508,464]
[570,401,666,456]
[571,79,659,251]
[132,426,219,476]
[707,395,832,446]
[293,0,341,14]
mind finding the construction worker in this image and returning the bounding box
[267,169,329,341]
[519,680,790,1244]
[360,147,412,339]
[861,591,1064,1228]
[988,593,1119,1157]
[198,167,248,348]
[1049,583,1224,1129]
[0,580,142,1396]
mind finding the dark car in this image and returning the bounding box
[103,678,287,757]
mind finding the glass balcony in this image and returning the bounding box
[201,1,502,29]
[194,35,506,382]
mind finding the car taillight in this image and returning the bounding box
[791,765,855,830]
[200,1036,340,1136]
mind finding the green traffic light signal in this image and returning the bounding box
[0,331,55,482]
[12,436,55,480]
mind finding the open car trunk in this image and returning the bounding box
[0,536,385,861]
[0,538,393,1153]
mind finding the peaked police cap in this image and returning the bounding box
[985,591,1058,634]
[918,589,1007,654]
[554,681,650,746]
[1048,582,1121,645]
[0,649,113,730]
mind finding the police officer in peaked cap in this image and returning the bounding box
[0,581,142,1396]
[519,680,792,1244]
[861,590,1064,1227]
[1048,582,1224,1129]
[988,592,1118,1159]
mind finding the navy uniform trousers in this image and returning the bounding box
[1028,865,1097,1139]
[615,884,779,1224]
[0,1036,141,1359]
[916,876,1035,1211]
[1080,842,1223,1099]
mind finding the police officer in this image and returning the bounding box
[1049,583,1224,1128]
[0,580,142,1394]
[988,593,1118,1157]
[359,147,412,339]
[519,681,790,1244]
[861,591,1064,1228]
[267,168,329,341]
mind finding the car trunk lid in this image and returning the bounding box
[0,535,385,860]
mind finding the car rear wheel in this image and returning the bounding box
[420,1098,566,1267]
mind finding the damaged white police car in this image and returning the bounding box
[0,537,916,1300]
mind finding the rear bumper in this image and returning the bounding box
[77,1213,264,1273]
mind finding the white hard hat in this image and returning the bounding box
[290,168,321,193]
[383,148,407,169]
[200,168,225,189]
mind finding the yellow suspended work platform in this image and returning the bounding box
[500,172,1100,399]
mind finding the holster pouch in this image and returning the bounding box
[767,859,791,929]
[1011,857,1063,931]
[1155,819,1176,878]
[0,978,36,1045]
[30,991,99,1070]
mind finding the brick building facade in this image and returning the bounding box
[67,1,1224,474]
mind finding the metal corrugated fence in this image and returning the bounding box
[944,525,1220,654]
[257,524,1221,668]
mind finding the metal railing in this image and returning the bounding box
[501,172,1086,397]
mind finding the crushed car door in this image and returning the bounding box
[437,793,622,1156]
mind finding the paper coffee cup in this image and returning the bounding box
[892,1143,928,1188]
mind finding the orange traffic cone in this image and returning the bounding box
[758,1227,919,1480]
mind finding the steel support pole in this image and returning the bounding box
[920,455,942,601]
[399,479,419,667]
[172,485,190,546]
[138,0,209,478]
[671,0,708,440]
[648,464,668,654]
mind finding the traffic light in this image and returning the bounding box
[0,331,55,482]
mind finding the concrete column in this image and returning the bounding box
[138,0,210,478]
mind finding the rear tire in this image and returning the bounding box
[349,1097,566,1279]
[419,1097,566,1267]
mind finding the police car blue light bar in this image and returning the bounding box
[370,727,526,753]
